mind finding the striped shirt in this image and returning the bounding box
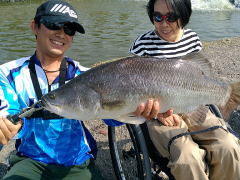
[129,29,202,59]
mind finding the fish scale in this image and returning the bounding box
[41,55,239,124]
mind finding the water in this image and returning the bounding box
[0,0,239,66]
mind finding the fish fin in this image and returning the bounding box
[220,82,240,120]
[91,56,134,67]
[115,114,146,124]
[181,52,212,76]
[102,100,126,110]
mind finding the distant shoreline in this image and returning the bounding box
[0,0,23,2]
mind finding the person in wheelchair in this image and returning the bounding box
[131,0,240,180]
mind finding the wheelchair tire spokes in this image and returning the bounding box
[108,125,152,180]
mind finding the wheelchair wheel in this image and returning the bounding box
[108,124,152,180]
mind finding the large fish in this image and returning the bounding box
[41,54,240,124]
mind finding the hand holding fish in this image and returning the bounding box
[157,109,181,127]
[134,99,159,120]
[0,116,22,144]
[134,99,181,127]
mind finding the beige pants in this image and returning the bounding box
[147,106,240,180]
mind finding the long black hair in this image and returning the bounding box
[146,0,192,28]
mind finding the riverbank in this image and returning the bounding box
[0,37,240,179]
[202,37,240,81]
[202,37,240,135]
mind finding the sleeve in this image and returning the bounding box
[102,119,125,126]
[0,68,26,139]
[193,31,203,52]
[0,69,21,116]
[129,37,139,55]
[129,33,145,56]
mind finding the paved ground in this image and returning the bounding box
[0,37,240,179]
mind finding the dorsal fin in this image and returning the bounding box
[180,52,212,76]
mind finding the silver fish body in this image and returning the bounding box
[41,55,234,124]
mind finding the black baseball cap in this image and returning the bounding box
[34,0,85,34]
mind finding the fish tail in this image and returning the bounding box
[221,82,240,120]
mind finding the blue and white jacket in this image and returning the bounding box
[0,54,122,166]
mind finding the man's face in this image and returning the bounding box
[32,21,73,58]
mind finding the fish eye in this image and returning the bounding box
[49,94,55,99]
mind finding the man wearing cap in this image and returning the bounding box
[0,0,125,179]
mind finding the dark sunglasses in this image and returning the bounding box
[41,20,76,36]
[153,12,179,23]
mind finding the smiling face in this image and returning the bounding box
[31,20,73,59]
[153,0,183,42]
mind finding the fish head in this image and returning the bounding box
[41,84,102,120]
[41,88,75,118]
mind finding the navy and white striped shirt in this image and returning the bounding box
[129,29,202,59]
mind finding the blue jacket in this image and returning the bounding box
[0,54,122,166]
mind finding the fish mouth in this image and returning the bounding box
[40,98,50,109]
[41,98,56,109]
[41,97,62,114]
[37,100,44,108]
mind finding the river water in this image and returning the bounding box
[0,0,239,66]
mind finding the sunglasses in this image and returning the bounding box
[41,20,76,36]
[153,12,179,23]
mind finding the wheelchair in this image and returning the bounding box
[108,105,240,180]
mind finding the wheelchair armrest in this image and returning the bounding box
[207,104,223,119]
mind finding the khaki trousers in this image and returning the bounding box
[147,106,240,180]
